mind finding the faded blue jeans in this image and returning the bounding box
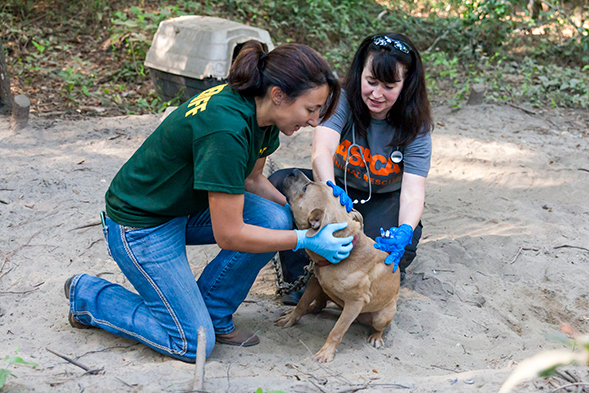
[68,192,292,362]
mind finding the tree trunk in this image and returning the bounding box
[0,37,13,115]
[11,94,30,130]
[467,84,486,106]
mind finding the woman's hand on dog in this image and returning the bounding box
[374,224,413,272]
[326,181,353,212]
[293,222,354,263]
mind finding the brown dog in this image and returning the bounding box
[276,169,400,362]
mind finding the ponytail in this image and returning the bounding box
[228,40,267,96]
[229,40,340,121]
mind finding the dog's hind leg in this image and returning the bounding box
[367,301,397,349]
[307,290,330,314]
[276,275,323,328]
[314,300,365,363]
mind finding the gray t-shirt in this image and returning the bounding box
[321,91,432,193]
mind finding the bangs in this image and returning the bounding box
[369,51,403,83]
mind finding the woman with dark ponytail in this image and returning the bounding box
[64,40,349,362]
[270,33,434,305]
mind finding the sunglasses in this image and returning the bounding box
[372,35,410,54]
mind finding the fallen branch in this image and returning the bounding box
[507,102,537,115]
[0,267,13,280]
[431,364,460,373]
[366,382,412,389]
[550,382,589,392]
[1,228,46,270]
[114,377,138,388]
[578,168,589,173]
[46,348,103,375]
[69,221,102,231]
[0,281,44,295]
[554,370,576,384]
[553,245,589,253]
[333,383,370,393]
[75,343,140,360]
[472,319,490,332]
[309,379,331,393]
[87,238,103,249]
[510,247,540,264]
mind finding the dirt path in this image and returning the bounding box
[0,103,588,392]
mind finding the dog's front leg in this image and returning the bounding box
[275,275,323,328]
[314,300,365,363]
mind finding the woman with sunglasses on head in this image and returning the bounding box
[64,40,354,362]
[270,33,434,305]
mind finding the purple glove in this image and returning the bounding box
[373,224,413,273]
[326,181,353,213]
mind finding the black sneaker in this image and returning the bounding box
[282,289,304,306]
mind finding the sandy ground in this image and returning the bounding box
[1,103,588,393]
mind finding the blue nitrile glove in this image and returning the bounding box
[326,181,353,212]
[373,224,414,273]
[293,222,354,263]
[283,203,294,223]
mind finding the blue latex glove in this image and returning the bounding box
[326,181,353,212]
[283,203,294,223]
[373,224,413,273]
[294,222,354,263]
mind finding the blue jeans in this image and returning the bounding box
[68,192,292,362]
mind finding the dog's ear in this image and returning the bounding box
[307,208,325,235]
[350,209,364,230]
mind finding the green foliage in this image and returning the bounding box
[0,348,38,389]
[0,0,587,113]
[255,388,286,393]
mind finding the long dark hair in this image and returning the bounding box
[343,33,433,146]
[228,40,340,121]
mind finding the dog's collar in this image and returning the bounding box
[315,234,359,267]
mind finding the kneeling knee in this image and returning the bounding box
[181,328,216,362]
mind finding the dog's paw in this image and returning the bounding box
[367,333,385,349]
[275,312,299,328]
[313,346,336,363]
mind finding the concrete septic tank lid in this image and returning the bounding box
[144,15,274,80]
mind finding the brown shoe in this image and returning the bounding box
[64,274,94,329]
[216,327,260,347]
[68,311,94,329]
[64,275,75,300]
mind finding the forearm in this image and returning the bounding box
[216,223,297,253]
[312,125,339,183]
[398,173,426,230]
[312,152,335,183]
[244,173,287,205]
[398,197,424,230]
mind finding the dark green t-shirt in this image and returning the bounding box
[105,85,280,228]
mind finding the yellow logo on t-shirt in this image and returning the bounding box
[185,84,227,117]
[259,146,268,156]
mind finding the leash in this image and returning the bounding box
[271,254,314,295]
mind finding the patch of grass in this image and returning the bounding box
[0,348,38,389]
